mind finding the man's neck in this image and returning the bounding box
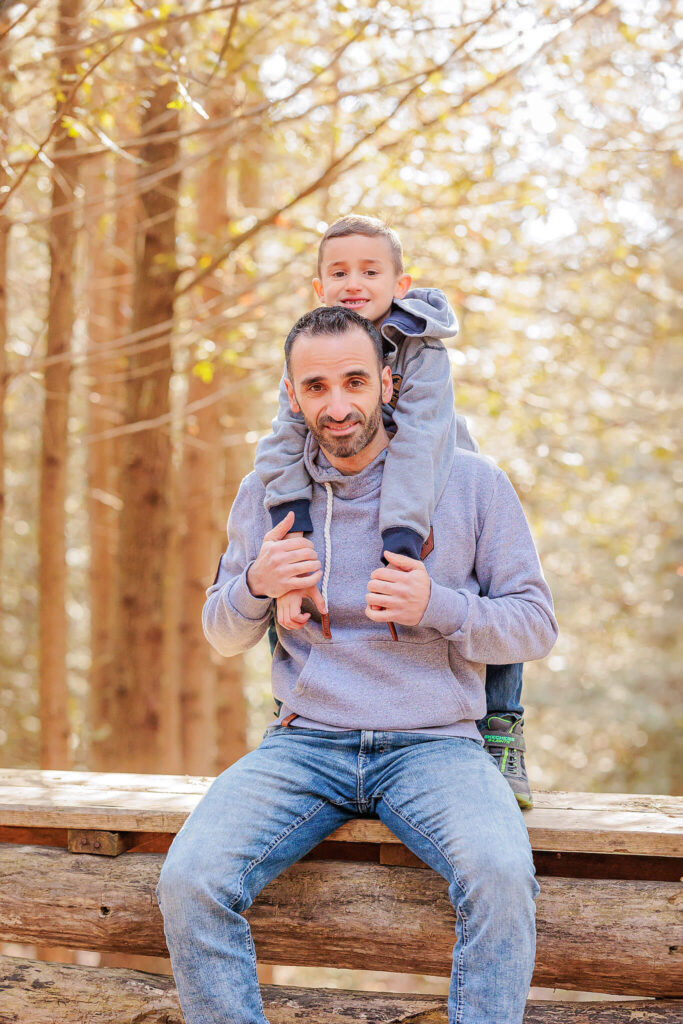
[319,424,390,476]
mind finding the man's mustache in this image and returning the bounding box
[318,414,363,428]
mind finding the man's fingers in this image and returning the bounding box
[286,570,322,589]
[306,585,327,615]
[285,559,321,576]
[369,567,402,583]
[264,510,295,540]
[280,536,317,552]
[367,578,400,596]
[384,550,420,569]
[366,591,396,607]
[365,605,393,621]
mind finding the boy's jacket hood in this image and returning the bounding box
[380,287,459,361]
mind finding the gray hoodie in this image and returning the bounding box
[253,288,465,561]
[204,435,558,737]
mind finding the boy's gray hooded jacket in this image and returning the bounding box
[254,289,464,561]
[204,436,558,734]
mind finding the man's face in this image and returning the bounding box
[285,327,393,460]
[313,234,411,327]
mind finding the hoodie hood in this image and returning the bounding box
[380,286,459,361]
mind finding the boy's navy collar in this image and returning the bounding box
[380,302,428,343]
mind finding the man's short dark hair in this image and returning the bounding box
[317,215,404,277]
[284,306,385,380]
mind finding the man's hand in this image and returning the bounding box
[247,511,322,599]
[277,584,327,630]
[365,550,431,627]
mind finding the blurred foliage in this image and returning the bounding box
[0,0,681,794]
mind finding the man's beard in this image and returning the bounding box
[305,394,383,459]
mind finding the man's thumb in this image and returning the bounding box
[266,510,294,540]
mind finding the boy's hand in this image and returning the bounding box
[365,550,431,627]
[277,584,327,630]
[247,511,322,599]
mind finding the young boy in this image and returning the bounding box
[253,215,532,807]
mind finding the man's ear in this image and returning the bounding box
[284,376,301,414]
[312,278,325,303]
[381,364,393,405]
[394,273,412,299]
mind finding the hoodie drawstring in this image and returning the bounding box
[320,483,333,639]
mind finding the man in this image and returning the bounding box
[156,306,558,1024]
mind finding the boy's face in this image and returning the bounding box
[313,233,411,327]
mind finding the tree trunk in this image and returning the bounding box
[0,6,11,579]
[87,150,134,771]
[97,82,180,773]
[39,0,81,770]
[177,100,231,776]
[1,956,678,1024]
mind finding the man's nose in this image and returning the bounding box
[326,389,353,421]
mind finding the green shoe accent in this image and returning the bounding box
[480,714,533,810]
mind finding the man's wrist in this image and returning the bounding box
[246,561,269,598]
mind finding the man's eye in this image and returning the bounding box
[309,384,323,393]
[348,379,364,388]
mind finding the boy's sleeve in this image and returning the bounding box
[380,337,456,560]
[419,471,558,663]
[202,476,274,657]
[253,369,313,533]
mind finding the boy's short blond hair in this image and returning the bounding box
[317,216,404,277]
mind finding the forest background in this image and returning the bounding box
[0,0,680,994]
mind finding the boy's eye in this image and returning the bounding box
[331,271,346,278]
[365,270,378,276]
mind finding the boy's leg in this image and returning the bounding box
[482,663,524,721]
[480,663,532,809]
[374,734,539,1024]
[155,728,354,1024]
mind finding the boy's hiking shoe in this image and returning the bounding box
[480,714,533,810]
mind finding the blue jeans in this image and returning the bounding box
[156,728,539,1024]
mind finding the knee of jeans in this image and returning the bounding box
[466,845,538,901]
[156,845,246,919]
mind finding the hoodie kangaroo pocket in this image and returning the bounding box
[291,637,467,730]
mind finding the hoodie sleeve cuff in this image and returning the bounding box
[381,527,423,561]
[419,580,469,637]
[229,565,273,620]
[269,500,313,533]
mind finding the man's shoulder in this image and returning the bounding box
[446,445,504,494]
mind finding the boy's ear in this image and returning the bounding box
[284,376,301,414]
[394,273,412,299]
[312,278,325,303]
[381,364,393,405]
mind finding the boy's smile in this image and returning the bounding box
[313,234,411,327]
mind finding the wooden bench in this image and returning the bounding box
[0,768,681,1022]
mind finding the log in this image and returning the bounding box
[0,845,680,996]
[0,955,679,1023]
[0,770,680,857]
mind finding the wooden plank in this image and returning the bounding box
[0,845,680,996]
[377,844,683,882]
[0,955,679,1023]
[67,829,136,856]
[0,769,681,857]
